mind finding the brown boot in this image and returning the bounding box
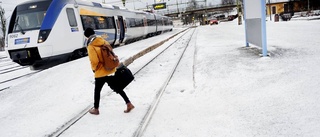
[124,103,135,113]
[89,108,99,115]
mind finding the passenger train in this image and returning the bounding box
[5,0,173,66]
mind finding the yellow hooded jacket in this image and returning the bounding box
[87,36,116,78]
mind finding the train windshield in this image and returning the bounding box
[13,1,52,32]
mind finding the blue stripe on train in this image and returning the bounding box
[40,0,74,30]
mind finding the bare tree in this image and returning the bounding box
[220,0,235,16]
[186,0,198,10]
[0,6,5,51]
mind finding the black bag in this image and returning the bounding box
[114,63,134,90]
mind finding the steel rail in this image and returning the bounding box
[132,28,196,137]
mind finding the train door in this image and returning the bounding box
[66,8,81,43]
[122,18,128,43]
[143,17,148,37]
[65,7,85,58]
[117,16,125,43]
[161,18,165,34]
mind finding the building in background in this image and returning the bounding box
[267,0,320,15]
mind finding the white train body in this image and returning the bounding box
[5,0,173,65]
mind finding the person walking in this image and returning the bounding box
[84,28,134,115]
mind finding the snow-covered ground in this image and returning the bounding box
[1,17,320,136]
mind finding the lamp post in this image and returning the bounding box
[176,0,179,14]
[237,0,242,25]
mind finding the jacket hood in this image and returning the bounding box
[88,36,105,47]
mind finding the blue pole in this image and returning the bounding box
[260,0,268,56]
[243,0,249,47]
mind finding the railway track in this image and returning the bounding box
[0,56,7,60]
[133,28,196,137]
[50,27,197,137]
[0,65,29,74]
[0,56,41,92]
[0,71,42,91]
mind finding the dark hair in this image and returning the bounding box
[84,28,95,38]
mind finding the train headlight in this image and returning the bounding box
[38,29,51,43]
[38,36,43,43]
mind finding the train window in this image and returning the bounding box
[13,11,46,32]
[143,18,147,26]
[94,16,108,29]
[164,19,168,25]
[151,19,156,26]
[81,16,96,30]
[134,19,139,27]
[81,15,115,30]
[135,19,143,27]
[12,0,49,32]
[131,18,136,27]
[125,19,130,28]
[106,17,115,29]
[154,20,157,26]
[142,19,145,26]
[151,20,154,26]
[127,18,135,27]
[140,19,144,27]
[66,8,77,27]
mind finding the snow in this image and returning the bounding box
[1,18,320,137]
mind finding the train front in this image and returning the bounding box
[5,0,52,66]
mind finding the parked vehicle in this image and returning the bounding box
[209,17,219,25]
[280,12,292,21]
[228,14,238,21]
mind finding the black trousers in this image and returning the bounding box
[94,75,130,109]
